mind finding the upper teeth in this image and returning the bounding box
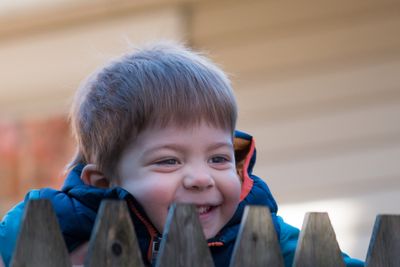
[197,206,211,214]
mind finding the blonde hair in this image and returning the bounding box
[69,42,237,179]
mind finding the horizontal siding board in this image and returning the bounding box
[0,7,185,118]
[243,104,400,199]
[256,144,400,201]
[235,60,400,115]
[192,0,400,46]
[0,0,195,40]
[239,101,400,158]
[199,15,400,77]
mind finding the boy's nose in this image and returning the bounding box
[183,170,215,191]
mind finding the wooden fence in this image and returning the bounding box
[4,199,400,267]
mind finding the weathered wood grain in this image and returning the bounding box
[85,200,144,267]
[292,212,345,267]
[155,203,214,267]
[10,199,71,267]
[366,214,400,267]
[229,206,284,267]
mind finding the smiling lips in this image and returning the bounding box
[197,205,213,215]
[167,204,218,215]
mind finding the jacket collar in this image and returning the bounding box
[60,164,157,265]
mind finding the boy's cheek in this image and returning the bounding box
[231,173,243,198]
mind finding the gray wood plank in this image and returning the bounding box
[10,199,71,267]
[155,203,214,267]
[366,214,400,267]
[229,206,284,267]
[85,200,144,267]
[293,212,345,267]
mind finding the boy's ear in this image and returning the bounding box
[81,164,110,188]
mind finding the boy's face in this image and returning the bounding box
[116,122,241,239]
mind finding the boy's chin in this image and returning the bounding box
[202,225,221,240]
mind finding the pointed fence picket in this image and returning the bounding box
[85,201,144,267]
[155,204,214,267]
[229,206,284,267]
[292,212,345,267]
[365,214,400,267]
[7,199,400,267]
[10,200,71,267]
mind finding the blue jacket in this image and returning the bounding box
[0,131,363,267]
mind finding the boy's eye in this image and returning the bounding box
[155,158,180,165]
[209,156,230,164]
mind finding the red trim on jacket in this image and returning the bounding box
[126,199,158,263]
[239,138,255,201]
[208,241,224,247]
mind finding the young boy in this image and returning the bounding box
[0,42,363,267]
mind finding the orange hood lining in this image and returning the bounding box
[233,136,255,201]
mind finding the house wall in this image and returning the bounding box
[189,0,400,258]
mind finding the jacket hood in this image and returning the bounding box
[208,131,279,244]
[233,130,277,211]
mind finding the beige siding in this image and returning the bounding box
[191,0,400,259]
[190,0,400,198]
[0,6,187,119]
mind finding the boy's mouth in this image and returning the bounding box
[196,205,215,215]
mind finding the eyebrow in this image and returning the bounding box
[143,142,234,157]
[206,142,234,151]
[144,144,182,154]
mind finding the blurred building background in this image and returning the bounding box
[1,0,399,260]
